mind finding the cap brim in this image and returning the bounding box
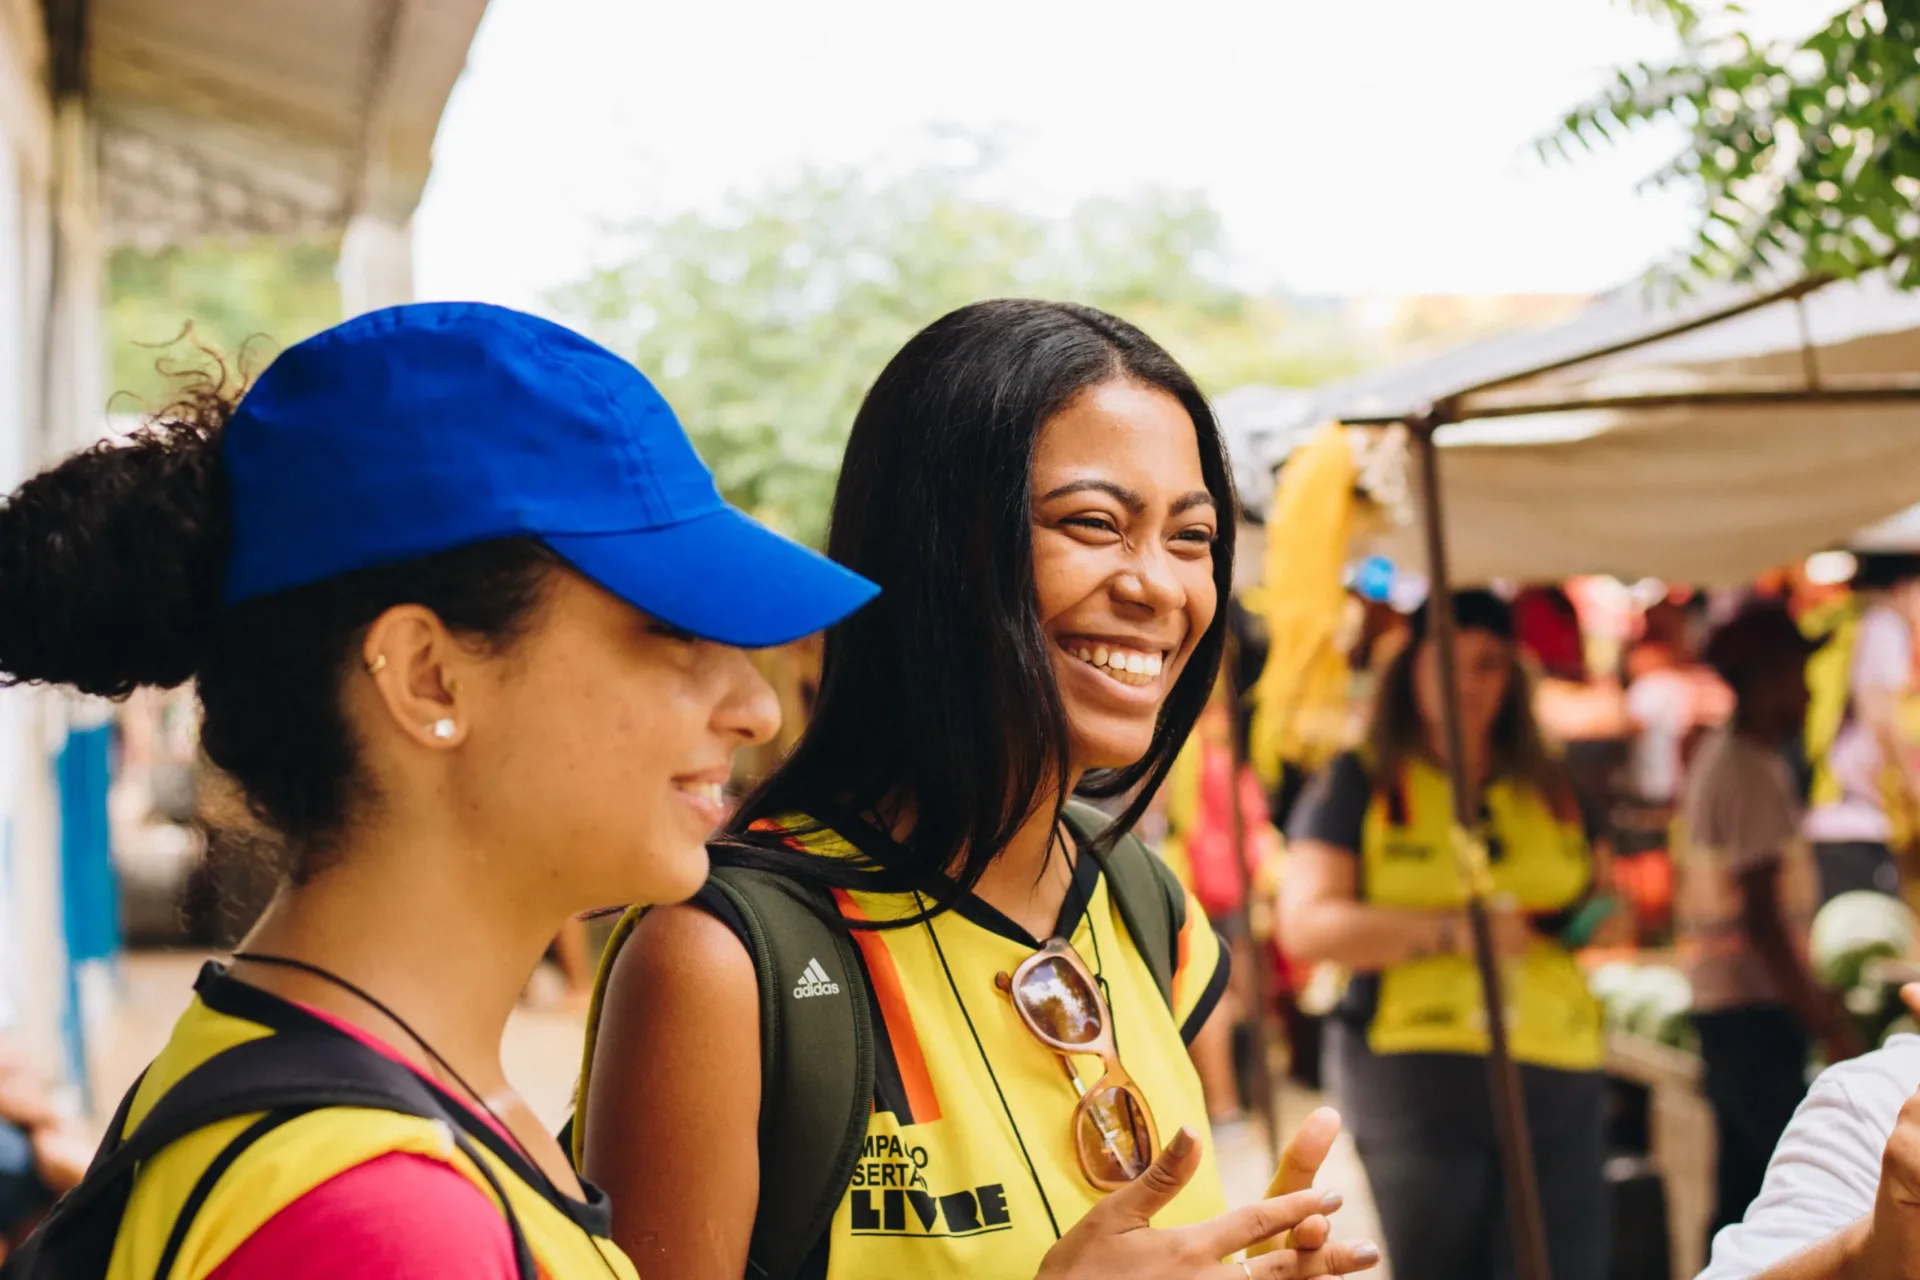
[546,508,878,648]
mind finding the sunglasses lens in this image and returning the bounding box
[1077,1085,1154,1183]
[1013,954,1102,1046]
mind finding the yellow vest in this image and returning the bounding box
[108,967,637,1280]
[580,818,1230,1280]
[1806,596,1920,849]
[1803,595,1858,806]
[1359,758,1603,1071]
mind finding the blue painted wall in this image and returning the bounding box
[56,722,118,1098]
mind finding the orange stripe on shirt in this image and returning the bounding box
[1172,901,1196,1013]
[833,889,942,1124]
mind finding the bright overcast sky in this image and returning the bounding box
[412,0,1836,311]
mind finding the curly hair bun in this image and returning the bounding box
[0,416,229,697]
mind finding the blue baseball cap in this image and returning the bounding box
[220,302,877,647]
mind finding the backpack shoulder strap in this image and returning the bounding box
[13,1032,536,1280]
[0,1067,150,1280]
[89,1064,148,1164]
[1063,800,1185,1012]
[709,865,875,1280]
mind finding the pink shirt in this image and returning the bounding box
[206,1008,522,1280]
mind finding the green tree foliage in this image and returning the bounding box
[106,238,341,409]
[1550,1,1920,285]
[554,161,1361,546]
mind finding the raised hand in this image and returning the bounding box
[1035,1125,1381,1280]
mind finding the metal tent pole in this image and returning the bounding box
[1412,414,1553,1280]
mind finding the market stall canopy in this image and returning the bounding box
[1852,502,1920,553]
[1213,385,1312,503]
[86,0,488,244]
[1253,275,1920,586]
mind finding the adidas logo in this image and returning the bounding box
[793,958,841,999]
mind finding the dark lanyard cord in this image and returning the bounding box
[1082,899,1124,1063]
[230,950,620,1280]
[915,892,1064,1241]
[1066,828,1125,1063]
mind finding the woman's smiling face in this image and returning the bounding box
[1030,378,1220,774]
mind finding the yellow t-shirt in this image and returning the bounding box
[752,819,1232,1280]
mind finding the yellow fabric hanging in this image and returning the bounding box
[1249,422,1357,787]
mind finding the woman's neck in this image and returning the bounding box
[1424,731,1491,788]
[961,783,1082,944]
[1732,705,1787,748]
[232,831,556,1097]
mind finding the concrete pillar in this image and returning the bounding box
[34,96,111,1102]
[40,101,102,457]
[0,90,114,1098]
[338,213,416,317]
[0,14,65,1086]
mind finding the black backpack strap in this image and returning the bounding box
[16,1030,538,1280]
[0,1073,145,1280]
[146,1103,539,1280]
[1063,800,1185,1011]
[89,1065,149,1164]
[710,866,875,1280]
[153,1108,300,1280]
[194,961,614,1243]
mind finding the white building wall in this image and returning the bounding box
[0,0,107,1090]
[339,213,417,317]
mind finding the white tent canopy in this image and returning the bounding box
[1261,275,1920,586]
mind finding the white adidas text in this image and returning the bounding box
[793,957,841,999]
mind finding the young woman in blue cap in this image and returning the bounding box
[576,300,1379,1280]
[0,302,879,1279]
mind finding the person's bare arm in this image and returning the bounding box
[585,903,1382,1280]
[581,903,763,1280]
[1748,1221,1872,1280]
[1737,861,1860,1062]
[1280,841,1530,970]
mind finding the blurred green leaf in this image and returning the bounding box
[1551,1,1920,287]
[551,155,1367,546]
[106,238,341,409]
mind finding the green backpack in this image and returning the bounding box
[566,800,1189,1280]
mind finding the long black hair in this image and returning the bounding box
[1367,590,1566,800]
[718,299,1236,924]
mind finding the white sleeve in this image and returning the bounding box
[1697,1042,1920,1279]
[1627,674,1677,729]
[1851,609,1912,696]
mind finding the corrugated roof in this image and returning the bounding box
[89,0,487,244]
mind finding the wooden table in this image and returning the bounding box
[1606,1032,1713,1280]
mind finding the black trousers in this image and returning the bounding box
[1352,1113,1609,1280]
[1693,1005,1810,1242]
[1812,839,1899,905]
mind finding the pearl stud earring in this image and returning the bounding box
[430,719,457,740]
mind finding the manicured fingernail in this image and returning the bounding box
[1353,1242,1381,1265]
[1167,1126,1196,1158]
[1320,1191,1344,1212]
